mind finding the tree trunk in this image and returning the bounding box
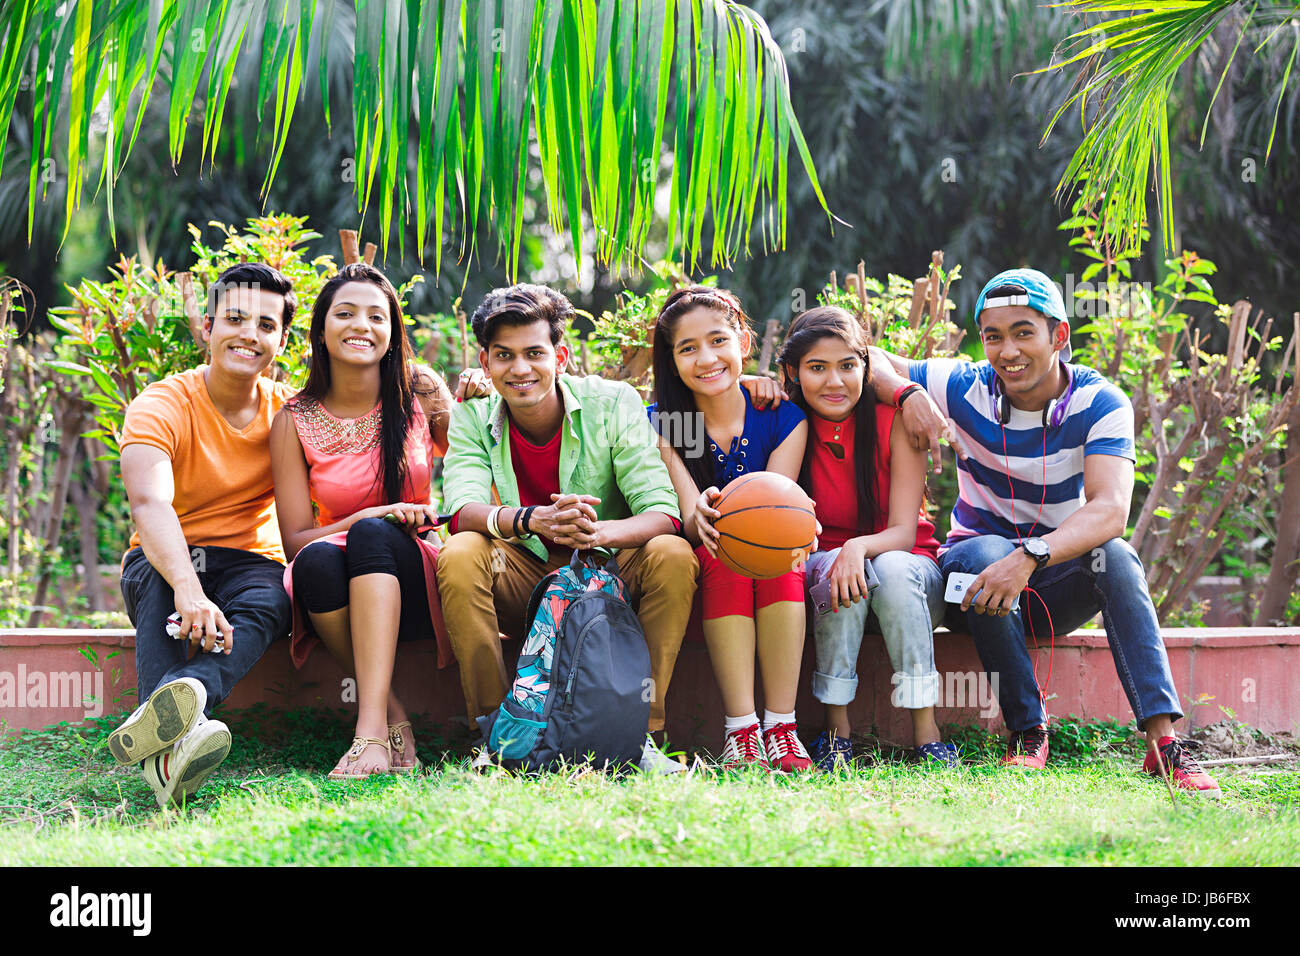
[70,477,103,613]
[1,331,18,611]
[756,319,780,375]
[1258,401,1300,624]
[339,229,361,264]
[27,396,87,625]
[25,363,49,543]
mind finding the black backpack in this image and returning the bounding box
[476,551,650,771]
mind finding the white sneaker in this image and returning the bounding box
[108,677,206,766]
[718,722,770,770]
[762,722,814,773]
[639,735,686,775]
[470,745,494,771]
[141,716,232,808]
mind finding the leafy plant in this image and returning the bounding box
[407,305,472,381]
[48,214,334,457]
[815,252,965,360]
[1046,715,1141,764]
[0,0,829,275]
[1038,1,1300,256]
[580,260,701,392]
[1066,200,1298,622]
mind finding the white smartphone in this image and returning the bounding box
[166,611,226,651]
[809,558,880,616]
[944,572,1019,612]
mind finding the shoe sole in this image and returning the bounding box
[327,767,388,781]
[814,752,854,772]
[158,727,232,808]
[1144,770,1223,798]
[109,680,204,766]
[719,761,771,773]
[639,755,688,775]
[918,756,961,769]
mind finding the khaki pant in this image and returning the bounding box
[436,532,698,733]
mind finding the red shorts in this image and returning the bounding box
[696,544,805,620]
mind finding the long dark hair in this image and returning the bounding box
[777,307,881,526]
[295,263,417,505]
[650,285,753,492]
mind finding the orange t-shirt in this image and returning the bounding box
[121,367,296,564]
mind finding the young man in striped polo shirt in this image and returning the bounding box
[868,269,1219,794]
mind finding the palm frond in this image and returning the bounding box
[0,0,830,276]
[1037,0,1300,255]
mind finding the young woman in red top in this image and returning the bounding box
[778,307,957,769]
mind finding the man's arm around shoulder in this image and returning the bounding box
[867,347,967,472]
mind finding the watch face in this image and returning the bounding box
[1025,538,1049,558]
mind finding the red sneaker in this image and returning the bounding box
[1143,736,1222,796]
[1002,725,1049,769]
[762,722,814,773]
[719,723,770,771]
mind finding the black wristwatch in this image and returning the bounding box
[1022,537,1050,570]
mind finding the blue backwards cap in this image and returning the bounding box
[973,268,1071,361]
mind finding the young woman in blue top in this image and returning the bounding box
[650,286,815,772]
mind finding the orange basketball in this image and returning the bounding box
[712,471,817,580]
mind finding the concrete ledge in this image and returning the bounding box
[2,627,1298,748]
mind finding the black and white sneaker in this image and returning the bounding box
[141,716,232,808]
[108,677,206,766]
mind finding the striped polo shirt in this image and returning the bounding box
[906,358,1135,547]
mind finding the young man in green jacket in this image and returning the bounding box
[436,284,698,773]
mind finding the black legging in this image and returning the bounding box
[291,517,434,642]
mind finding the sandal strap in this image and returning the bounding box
[388,721,412,752]
[344,735,391,762]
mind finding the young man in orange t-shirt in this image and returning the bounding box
[108,263,298,807]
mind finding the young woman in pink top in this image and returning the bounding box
[271,263,462,779]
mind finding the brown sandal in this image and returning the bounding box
[387,721,422,774]
[327,736,391,780]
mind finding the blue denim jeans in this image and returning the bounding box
[805,549,943,709]
[121,546,291,714]
[939,535,1182,732]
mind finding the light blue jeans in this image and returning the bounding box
[804,549,944,709]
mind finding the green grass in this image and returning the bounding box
[1,709,1296,866]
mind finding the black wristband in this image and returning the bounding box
[522,505,537,535]
[897,383,923,407]
[511,508,523,538]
